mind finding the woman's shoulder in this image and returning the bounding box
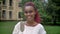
[15,21,26,27]
[37,23,44,29]
[14,22,20,28]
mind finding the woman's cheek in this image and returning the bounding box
[31,13,35,19]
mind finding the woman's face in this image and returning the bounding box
[24,6,36,21]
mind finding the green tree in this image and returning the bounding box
[46,0,60,24]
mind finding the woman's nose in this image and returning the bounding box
[27,13,30,15]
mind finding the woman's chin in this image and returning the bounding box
[27,19,32,22]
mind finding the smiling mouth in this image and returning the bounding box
[27,16,31,19]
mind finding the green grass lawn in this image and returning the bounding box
[0,21,18,34]
[0,21,60,34]
[44,25,60,34]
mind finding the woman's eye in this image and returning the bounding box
[24,11,33,13]
[24,11,28,13]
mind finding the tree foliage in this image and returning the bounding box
[46,0,60,24]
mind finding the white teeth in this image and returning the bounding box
[28,16,31,18]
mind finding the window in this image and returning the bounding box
[0,11,1,18]
[0,2,1,4]
[0,5,1,18]
[0,7,1,10]
[9,11,12,19]
[9,0,12,6]
[18,12,21,18]
[2,10,6,18]
[18,3,22,7]
[2,0,6,5]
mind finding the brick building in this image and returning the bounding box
[0,0,23,20]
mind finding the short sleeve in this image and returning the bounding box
[38,24,46,34]
[12,22,20,34]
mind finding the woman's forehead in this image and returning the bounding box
[24,6,34,11]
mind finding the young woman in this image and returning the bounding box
[12,2,46,34]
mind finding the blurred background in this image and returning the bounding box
[0,0,60,34]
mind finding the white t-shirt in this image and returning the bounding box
[12,21,46,34]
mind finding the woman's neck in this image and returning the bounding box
[26,21,38,26]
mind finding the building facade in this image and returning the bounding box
[0,0,23,20]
